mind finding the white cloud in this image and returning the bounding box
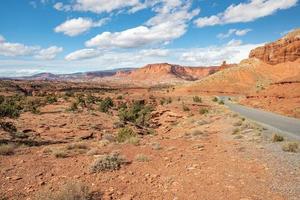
[0,35,5,43]
[65,49,102,61]
[55,17,109,37]
[54,0,143,14]
[85,1,200,48]
[53,2,71,11]
[179,43,261,66]
[217,28,252,39]
[195,0,298,27]
[227,39,243,46]
[35,46,63,60]
[0,41,39,57]
[140,49,169,57]
[0,36,62,59]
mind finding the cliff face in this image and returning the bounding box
[249,29,300,65]
[120,63,232,81]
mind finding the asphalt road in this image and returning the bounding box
[220,97,300,140]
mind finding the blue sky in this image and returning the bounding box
[0,0,299,76]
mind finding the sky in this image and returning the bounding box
[0,0,299,77]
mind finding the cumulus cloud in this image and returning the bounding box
[194,0,298,27]
[139,49,169,57]
[0,35,5,43]
[217,28,252,39]
[55,17,109,37]
[65,49,102,61]
[35,46,63,60]
[85,1,200,48]
[179,43,261,66]
[0,36,62,59]
[54,0,143,14]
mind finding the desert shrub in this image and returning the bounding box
[99,97,113,113]
[182,104,190,111]
[24,98,42,114]
[219,100,225,105]
[0,95,4,104]
[272,134,284,142]
[193,96,202,103]
[167,97,172,104]
[90,152,126,172]
[151,142,162,150]
[34,182,90,200]
[117,102,127,110]
[126,137,140,146]
[282,142,299,152]
[117,127,136,143]
[160,98,166,105]
[53,149,68,158]
[0,144,15,155]
[116,95,123,100]
[0,121,17,133]
[66,142,89,150]
[135,154,149,162]
[0,97,22,118]
[212,97,218,102]
[68,102,79,112]
[118,100,153,127]
[199,108,209,115]
[46,95,57,104]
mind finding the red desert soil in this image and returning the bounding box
[1,88,299,200]
[240,74,300,118]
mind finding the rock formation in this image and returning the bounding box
[249,29,300,64]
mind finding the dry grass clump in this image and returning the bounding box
[126,137,140,146]
[116,127,136,143]
[52,149,68,158]
[90,152,127,172]
[0,144,15,155]
[66,142,89,150]
[282,142,299,152]
[151,142,162,150]
[34,182,91,200]
[135,154,150,162]
[271,134,284,142]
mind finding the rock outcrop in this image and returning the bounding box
[120,63,234,81]
[249,29,300,65]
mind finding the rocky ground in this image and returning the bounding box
[0,84,299,200]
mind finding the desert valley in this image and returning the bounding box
[1,28,300,200]
[1,0,300,199]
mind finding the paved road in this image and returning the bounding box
[220,97,300,140]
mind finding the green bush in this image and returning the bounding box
[0,99,21,118]
[212,97,218,102]
[99,97,114,113]
[117,127,136,143]
[46,96,57,104]
[118,100,152,127]
[219,100,225,105]
[199,108,209,115]
[193,96,202,103]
